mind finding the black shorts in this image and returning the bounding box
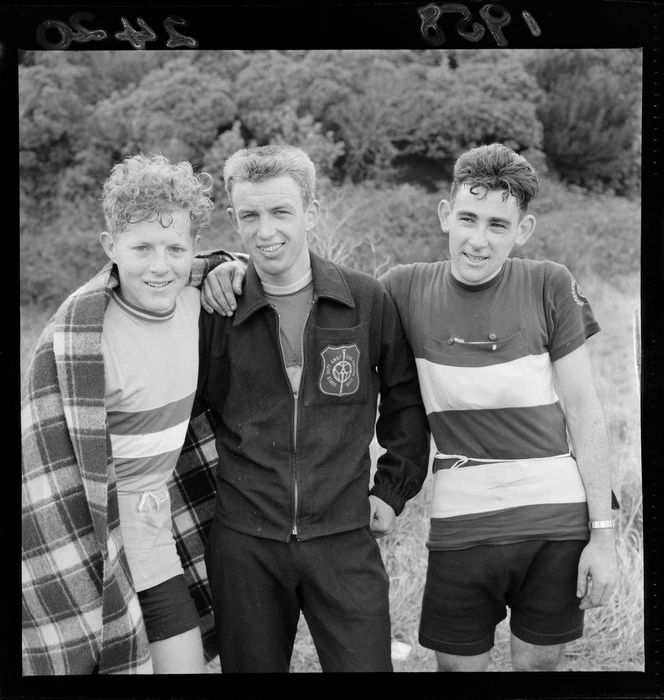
[419,539,586,656]
[137,574,200,643]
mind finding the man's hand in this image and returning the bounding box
[369,495,396,538]
[201,260,247,316]
[576,533,618,610]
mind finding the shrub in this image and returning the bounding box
[519,185,640,278]
[525,49,642,197]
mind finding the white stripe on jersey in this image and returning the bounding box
[430,456,586,519]
[109,418,190,459]
[415,352,558,412]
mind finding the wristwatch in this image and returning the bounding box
[588,520,615,530]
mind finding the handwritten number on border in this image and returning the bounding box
[418,3,541,47]
[36,14,198,50]
[164,17,199,48]
[442,4,485,43]
[418,4,446,46]
[69,12,108,44]
[479,4,511,47]
[115,17,158,50]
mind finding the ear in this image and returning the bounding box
[437,200,452,233]
[192,234,201,255]
[227,207,240,232]
[99,231,116,260]
[515,214,536,246]
[304,199,320,231]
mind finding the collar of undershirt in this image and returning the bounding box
[448,261,507,293]
[261,269,313,297]
[110,288,176,322]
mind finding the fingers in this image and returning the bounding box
[576,563,589,600]
[203,275,236,317]
[201,294,214,315]
[369,514,395,538]
[578,576,615,609]
[369,521,393,538]
[232,272,244,295]
[231,260,247,295]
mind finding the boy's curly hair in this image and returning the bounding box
[102,153,214,236]
[450,143,540,213]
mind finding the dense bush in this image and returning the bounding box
[518,184,640,278]
[523,49,642,197]
[19,49,641,310]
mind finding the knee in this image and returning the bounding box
[436,651,491,672]
[512,646,563,672]
[436,655,460,672]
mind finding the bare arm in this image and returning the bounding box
[553,344,618,609]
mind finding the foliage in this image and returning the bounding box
[398,50,545,165]
[19,61,93,219]
[19,49,641,310]
[86,57,238,165]
[523,49,642,196]
[518,185,640,279]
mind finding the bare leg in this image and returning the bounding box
[150,627,207,674]
[510,634,565,671]
[435,650,492,672]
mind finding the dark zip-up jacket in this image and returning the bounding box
[195,252,431,542]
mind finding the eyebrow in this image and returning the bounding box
[456,210,511,226]
[236,201,296,214]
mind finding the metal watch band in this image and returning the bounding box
[588,519,615,530]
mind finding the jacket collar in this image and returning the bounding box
[233,251,355,326]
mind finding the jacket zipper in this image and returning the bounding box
[270,298,316,540]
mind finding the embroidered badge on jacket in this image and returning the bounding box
[319,344,360,396]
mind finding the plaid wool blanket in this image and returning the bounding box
[22,254,228,675]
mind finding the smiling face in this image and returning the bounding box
[228,175,319,286]
[439,184,536,286]
[100,208,199,313]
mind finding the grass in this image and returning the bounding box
[20,270,643,674]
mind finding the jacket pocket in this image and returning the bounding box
[304,324,369,405]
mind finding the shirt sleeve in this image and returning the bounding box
[188,249,248,288]
[545,262,601,362]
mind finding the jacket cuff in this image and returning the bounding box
[188,250,248,287]
[369,484,407,517]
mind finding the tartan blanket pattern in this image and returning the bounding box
[22,254,228,674]
[169,408,221,660]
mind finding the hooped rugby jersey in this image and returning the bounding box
[381,258,600,550]
[102,286,201,590]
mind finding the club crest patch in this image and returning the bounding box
[319,344,361,397]
[570,277,589,307]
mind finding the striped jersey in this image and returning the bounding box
[381,258,600,550]
[102,287,201,590]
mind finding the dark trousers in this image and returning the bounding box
[205,522,393,672]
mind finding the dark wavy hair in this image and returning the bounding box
[450,143,540,213]
[102,153,214,236]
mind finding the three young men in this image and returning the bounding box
[23,140,618,674]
